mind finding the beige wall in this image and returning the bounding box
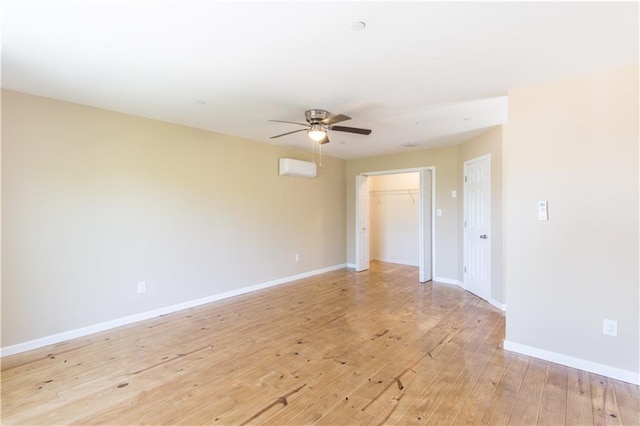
[1,90,346,347]
[504,65,639,376]
[369,172,419,192]
[458,126,504,304]
[345,147,460,281]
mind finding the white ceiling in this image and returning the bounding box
[2,1,638,159]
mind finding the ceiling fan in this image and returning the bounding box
[269,109,372,144]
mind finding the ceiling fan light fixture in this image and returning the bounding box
[269,110,371,144]
[307,125,326,142]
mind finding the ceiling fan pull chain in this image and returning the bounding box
[312,138,316,164]
[319,142,322,166]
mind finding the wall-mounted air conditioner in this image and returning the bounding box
[279,158,317,178]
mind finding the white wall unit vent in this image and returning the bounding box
[279,158,317,178]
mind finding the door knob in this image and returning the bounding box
[480,234,488,239]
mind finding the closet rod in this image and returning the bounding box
[370,189,419,204]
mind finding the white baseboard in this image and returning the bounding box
[504,340,639,385]
[487,298,506,311]
[0,263,348,358]
[433,277,506,312]
[346,263,357,269]
[433,276,462,286]
[371,257,419,267]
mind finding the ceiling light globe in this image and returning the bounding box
[308,129,326,142]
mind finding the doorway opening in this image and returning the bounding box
[369,172,420,266]
[355,167,435,282]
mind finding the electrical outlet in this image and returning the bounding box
[295,254,300,262]
[603,319,618,336]
[137,281,146,294]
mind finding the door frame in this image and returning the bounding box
[355,175,370,272]
[354,166,436,282]
[463,154,491,300]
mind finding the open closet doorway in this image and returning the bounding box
[355,168,434,282]
[370,173,420,266]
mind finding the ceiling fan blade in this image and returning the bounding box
[268,120,309,127]
[329,125,372,135]
[321,113,351,125]
[319,134,330,145]
[270,128,308,139]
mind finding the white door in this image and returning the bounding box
[419,170,432,282]
[464,156,491,300]
[355,175,370,272]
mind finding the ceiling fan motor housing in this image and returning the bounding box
[305,109,330,124]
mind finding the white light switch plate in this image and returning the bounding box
[538,201,548,220]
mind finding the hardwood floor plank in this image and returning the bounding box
[591,374,623,426]
[385,303,502,424]
[538,362,568,425]
[449,342,512,425]
[566,368,594,425]
[507,358,548,425]
[481,352,530,425]
[418,317,506,426]
[613,380,640,426]
[2,262,639,425]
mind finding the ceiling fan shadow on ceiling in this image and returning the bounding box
[269,109,372,145]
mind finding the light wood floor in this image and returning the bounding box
[2,262,639,425]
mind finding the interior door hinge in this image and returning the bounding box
[464,175,467,183]
[464,266,467,273]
